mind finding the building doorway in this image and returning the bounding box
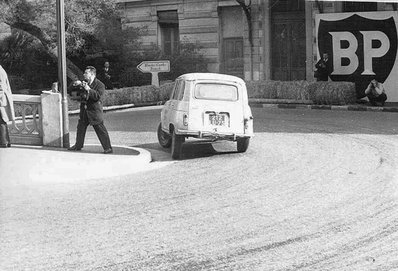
[271,0,306,81]
[223,37,244,77]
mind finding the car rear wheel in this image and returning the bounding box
[171,130,185,159]
[237,137,250,153]
[157,123,172,148]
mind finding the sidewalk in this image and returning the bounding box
[0,144,152,182]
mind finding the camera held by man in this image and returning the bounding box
[69,80,89,100]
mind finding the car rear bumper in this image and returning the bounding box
[176,129,253,140]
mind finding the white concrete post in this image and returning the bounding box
[41,92,63,147]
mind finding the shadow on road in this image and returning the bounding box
[135,141,238,161]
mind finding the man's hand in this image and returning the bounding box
[72,80,82,86]
[81,81,90,91]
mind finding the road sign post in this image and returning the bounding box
[137,60,170,87]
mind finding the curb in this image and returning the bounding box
[67,100,398,115]
[1,144,153,182]
[68,102,163,116]
[250,102,398,113]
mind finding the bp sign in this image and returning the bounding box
[316,12,398,102]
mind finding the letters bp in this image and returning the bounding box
[315,11,398,102]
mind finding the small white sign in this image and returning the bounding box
[137,61,170,73]
[137,60,170,87]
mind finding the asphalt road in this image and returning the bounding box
[1,107,398,270]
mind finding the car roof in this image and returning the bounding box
[177,73,245,84]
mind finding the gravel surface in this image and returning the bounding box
[1,108,397,270]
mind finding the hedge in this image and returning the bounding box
[68,84,174,111]
[102,85,159,106]
[307,81,357,105]
[158,82,175,102]
[68,79,357,110]
[246,80,356,105]
[153,80,356,104]
[246,80,311,100]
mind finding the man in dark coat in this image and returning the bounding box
[68,66,113,154]
[98,61,113,89]
[315,52,332,81]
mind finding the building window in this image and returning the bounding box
[343,1,377,12]
[158,11,179,55]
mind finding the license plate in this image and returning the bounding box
[208,113,227,126]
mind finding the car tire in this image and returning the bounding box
[237,137,250,153]
[157,123,172,148]
[171,130,185,159]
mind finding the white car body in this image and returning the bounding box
[158,73,254,159]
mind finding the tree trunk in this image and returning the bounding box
[7,20,83,81]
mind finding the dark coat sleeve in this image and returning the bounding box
[315,59,330,80]
[87,79,105,102]
[81,78,106,125]
[315,59,322,70]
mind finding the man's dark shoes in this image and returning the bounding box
[68,145,82,151]
[104,148,113,154]
[7,143,11,147]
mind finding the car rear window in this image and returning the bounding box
[194,83,238,101]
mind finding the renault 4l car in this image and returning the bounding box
[157,73,254,159]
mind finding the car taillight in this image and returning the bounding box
[183,114,188,126]
[244,116,253,130]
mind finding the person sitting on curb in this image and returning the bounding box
[365,78,387,106]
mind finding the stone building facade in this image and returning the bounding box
[116,0,397,83]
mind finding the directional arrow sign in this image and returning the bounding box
[137,60,170,73]
[137,60,170,87]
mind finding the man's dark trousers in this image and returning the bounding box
[75,109,111,150]
[367,93,387,106]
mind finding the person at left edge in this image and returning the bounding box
[68,66,113,154]
[0,64,15,148]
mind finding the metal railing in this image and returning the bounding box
[10,95,43,146]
